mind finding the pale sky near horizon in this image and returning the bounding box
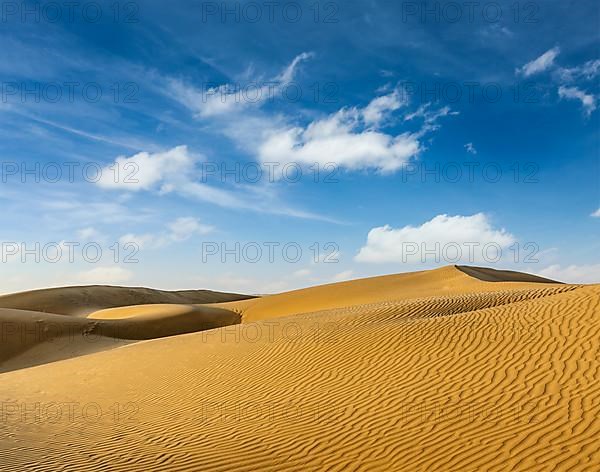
[0,0,598,294]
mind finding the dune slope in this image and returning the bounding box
[1,266,598,471]
[0,285,255,317]
[221,265,562,322]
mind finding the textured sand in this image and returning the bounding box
[1,266,599,471]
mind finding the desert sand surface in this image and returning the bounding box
[1,265,599,471]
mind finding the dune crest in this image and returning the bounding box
[0,285,255,317]
[222,265,564,322]
[456,265,560,283]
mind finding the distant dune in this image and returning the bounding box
[0,285,255,317]
[1,266,598,471]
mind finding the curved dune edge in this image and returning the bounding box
[0,285,255,317]
[221,265,566,322]
[0,304,241,373]
[0,280,598,471]
[456,265,560,283]
[88,303,220,320]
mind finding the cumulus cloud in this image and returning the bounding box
[258,91,452,173]
[96,145,197,192]
[538,264,600,284]
[165,57,455,176]
[355,213,516,264]
[517,47,560,77]
[558,86,597,117]
[78,266,133,284]
[591,208,600,218]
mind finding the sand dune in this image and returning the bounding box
[0,285,254,317]
[0,285,250,373]
[1,266,598,471]
[0,304,240,373]
[220,265,562,322]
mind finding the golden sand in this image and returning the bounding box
[1,266,598,471]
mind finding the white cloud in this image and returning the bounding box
[97,145,197,192]
[464,142,477,155]
[78,266,133,284]
[557,59,600,83]
[403,103,457,127]
[362,89,406,127]
[331,270,355,283]
[166,60,454,176]
[167,53,312,118]
[95,145,334,221]
[558,86,597,117]
[41,197,148,225]
[515,53,599,118]
[538,264,600,284]
[517,47,560,77]
[258,92,452,173]
[355,213,516,263]
[118,233,156,250]
[275,52,314,84]
[591,208,600,218]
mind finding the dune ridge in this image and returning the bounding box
[1,266,598,471]
[220,265,563,322]
[0,285,255,317]
[455,265,561,284]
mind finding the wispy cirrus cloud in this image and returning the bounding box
[538,264,600,284]
[558,86,597,117]
[516,47,598,117]
[556,59,600,83]
[166,52,313,118]
[517,47,560,77]
[78,266,134,284]
[94,145,341,222]
[120,217,214,250]
[163,55,457,174]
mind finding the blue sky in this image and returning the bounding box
[0,0,598,293]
